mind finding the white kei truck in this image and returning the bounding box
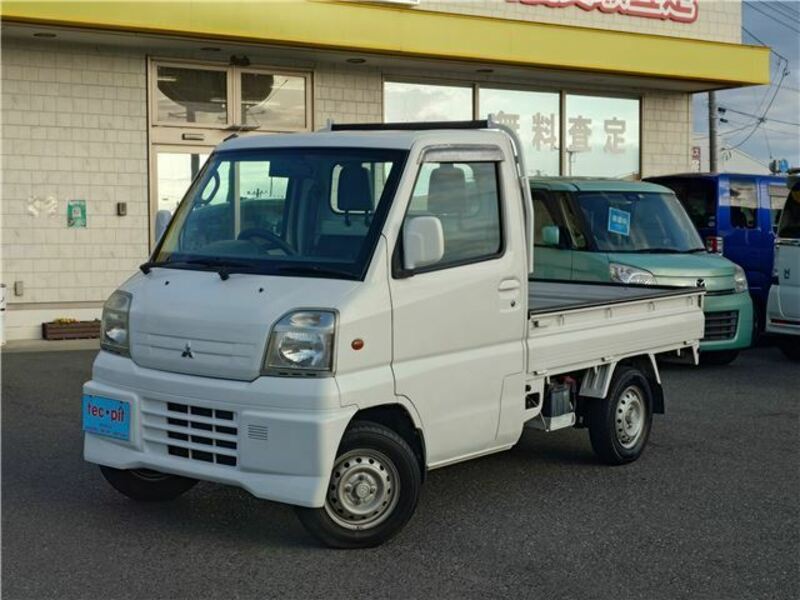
[83,119,705,548]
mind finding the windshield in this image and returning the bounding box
[575,191,705,253]
[153,147,407,279]
[776,184,800,239]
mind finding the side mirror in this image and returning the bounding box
[154,209,172,243]
[542,225,560,247]
[403,216,445,271]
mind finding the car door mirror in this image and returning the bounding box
[542,225,561,247]
[155,209,172,243]
[403,216,445,271]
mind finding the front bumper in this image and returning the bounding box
[700,292,753,351]
[83,351,356,507]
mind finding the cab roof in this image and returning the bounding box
[216,128,509,152]
[529,177,671,194]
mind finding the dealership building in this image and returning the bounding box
[0,0,768,340]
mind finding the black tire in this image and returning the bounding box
[778,338,800,361]
[699,350,740,366]
[99,466,197,502]
[588,366,653,466]
[295,422,422,549]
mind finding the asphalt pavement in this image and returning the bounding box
[2,346,798,600]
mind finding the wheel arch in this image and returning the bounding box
[617,355,664,414]
[577,355,664,414]
[349,403,427,481]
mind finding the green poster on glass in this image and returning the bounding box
[67,199,86,228]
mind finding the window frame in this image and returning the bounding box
[148,58,313,132]
[150,60,234,129]
[393,158,506,279]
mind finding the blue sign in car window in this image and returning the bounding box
[608,207,631,236]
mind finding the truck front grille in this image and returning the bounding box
[703,310,739,341]
[141,400,238,467]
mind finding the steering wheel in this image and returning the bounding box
[237,228,296,255]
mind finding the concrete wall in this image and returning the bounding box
[423,0,741,43]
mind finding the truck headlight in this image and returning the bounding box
[734,265,749,293]
[101,290,132,356]
[264,311,336,376]
[609,263,657,285]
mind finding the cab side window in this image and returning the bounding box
[729,180,758,229]
[406,161,503,268]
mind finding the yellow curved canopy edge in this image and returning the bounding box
[1,0,770,87]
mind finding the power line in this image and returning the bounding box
[760,0,800,21]
[742,26,790,63]
[744,2,800,34]
[718,106,800,127]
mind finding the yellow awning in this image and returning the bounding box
[1,0,770,87]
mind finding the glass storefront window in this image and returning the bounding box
[155,65,228,125]
[564,94,640,179]
[384,81,473,122]
[479,87,560,176]
[241,72,307,130]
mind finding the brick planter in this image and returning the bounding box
[42,320,101,340]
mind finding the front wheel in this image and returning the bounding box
[99,466,197,502]
[699,350,740,366]
[295,422,422,549]
[588,366,653,465]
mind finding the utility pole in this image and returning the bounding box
[708,91,718,172]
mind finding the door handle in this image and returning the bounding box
[498,279,521,292]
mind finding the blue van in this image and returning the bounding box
[646,173,787,330]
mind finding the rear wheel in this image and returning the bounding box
[699,350,740,366]
[295,422,422,549]
[99,466,197,502]
[588,366,653,465]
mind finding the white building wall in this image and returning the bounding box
[1,39,149,340]
[642,92,692,176]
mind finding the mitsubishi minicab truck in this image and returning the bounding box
[83,119,705,548]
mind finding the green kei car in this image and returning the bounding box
[530,178,753,366]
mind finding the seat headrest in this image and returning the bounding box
[428,164,466,215]
[337,164,373,213]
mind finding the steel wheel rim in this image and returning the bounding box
[324,449,400,531]
[615,385,645,449]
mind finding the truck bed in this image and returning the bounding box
[527,279,705,376]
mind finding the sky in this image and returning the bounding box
[693,0,800,170]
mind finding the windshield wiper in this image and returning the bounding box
[637,248,683,254]
[276,264,358,280]
[184,258,257,280]
[141,258,256,280]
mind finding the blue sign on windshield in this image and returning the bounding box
[608,207,631,236]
